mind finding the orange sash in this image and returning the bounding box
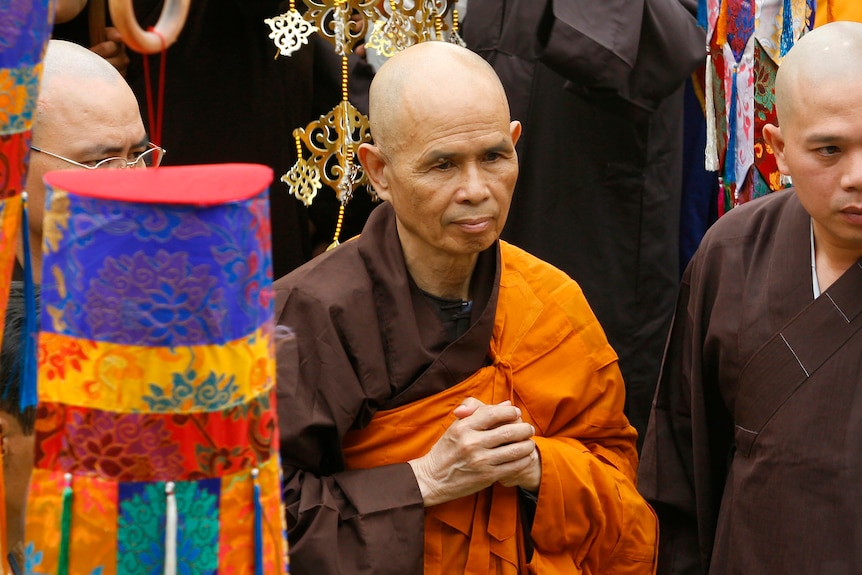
[342,352,524,575]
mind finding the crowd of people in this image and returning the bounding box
[4,0,862,573]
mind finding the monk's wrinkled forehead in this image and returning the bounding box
[368,42,509,150]
[776,21,862,125]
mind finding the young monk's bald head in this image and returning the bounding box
[41,39,126,91]
[775,21,862,130]
[368,41,511,155]
[34,40,129,136]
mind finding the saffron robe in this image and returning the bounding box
[274,202,657,574]
[639,189,862,574]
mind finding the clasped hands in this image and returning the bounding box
[408,398,541,507]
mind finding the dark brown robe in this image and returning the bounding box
[274,202,652,574]
[639,189,862,574]
[461,0,705,444]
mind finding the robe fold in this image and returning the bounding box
[275,202,657,574]
[639,189,862,574]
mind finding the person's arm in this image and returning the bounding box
[638,251,733,575]
[538,0,705,112]
[275,286,426,575]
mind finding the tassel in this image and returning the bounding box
[704,52,720,172]
[18,192,37,412]
[780,0,794,56]
[58,473,73,575]
[253,468,264,575]
[164,482,177,575]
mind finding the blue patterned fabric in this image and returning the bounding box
[41,190,274,346]
[0,0,52,67]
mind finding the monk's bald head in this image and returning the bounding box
[41,39,125,91]
[33,40,128,136]
[775,21,862,130]
[368,41,510,155]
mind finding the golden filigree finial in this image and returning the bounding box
[284,100,370,206]
[302,0,378,56]
[366,0,461,55]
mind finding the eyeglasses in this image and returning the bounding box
[30,142,166,170]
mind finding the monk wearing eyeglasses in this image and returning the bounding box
[16,39,159,284]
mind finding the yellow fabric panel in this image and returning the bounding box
[38,327,274,413]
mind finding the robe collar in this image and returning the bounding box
[357,202,500,410]
[765,191,818,323]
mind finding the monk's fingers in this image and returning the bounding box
[481,437,536,466]
[497,448,541,489]
[445,427,536,467]
[452,397,487,419]
[467,420,534,451]
[460,402,523,430]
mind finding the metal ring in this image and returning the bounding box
[108,0,191,54]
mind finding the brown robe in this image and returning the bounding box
[639,189,862,574]
[275,202,655,574]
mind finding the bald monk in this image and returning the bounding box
[17,39,156,283]
[274,41,657,574]
[639,21,862,575]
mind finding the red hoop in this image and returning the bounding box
[108,0,191,54]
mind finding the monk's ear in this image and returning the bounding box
[763,123,790,175]
[510,120,522,147]
[358,143,392,202]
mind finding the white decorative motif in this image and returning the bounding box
[265,10,319,57]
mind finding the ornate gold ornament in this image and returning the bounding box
[266,0,462,246]
[264,2,319,58]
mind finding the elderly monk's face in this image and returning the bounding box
[378,82,521,262]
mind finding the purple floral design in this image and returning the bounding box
[84,249,226,346]
[70,198,211,247]
[59,409,184,482]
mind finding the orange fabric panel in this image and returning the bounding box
[815,0,862,26]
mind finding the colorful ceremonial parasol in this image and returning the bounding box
[0,0,52,356]
[25,164,288,574]
[0,0,54,570]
